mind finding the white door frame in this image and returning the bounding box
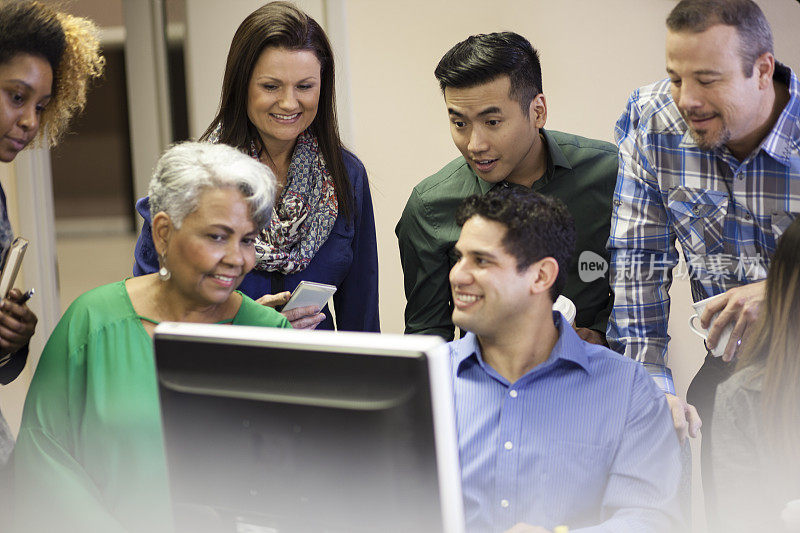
[10,147,60,371]
[123,0,174,218]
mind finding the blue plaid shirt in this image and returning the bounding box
[607,62,800,393]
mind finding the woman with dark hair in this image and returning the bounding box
[712,216,800,532]
[0,0,103,464]
[133,1,379,332]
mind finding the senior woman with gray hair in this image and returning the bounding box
[13,142,290,533]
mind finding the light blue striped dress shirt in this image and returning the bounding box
[449,312,683,532]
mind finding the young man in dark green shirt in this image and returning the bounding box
[396,32,618,344]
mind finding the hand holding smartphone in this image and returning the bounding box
[0,237,29,301]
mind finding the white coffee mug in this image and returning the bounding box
[781,499,800,531]
[688,294,735,357]
[553,295,576,326]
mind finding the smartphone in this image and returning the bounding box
[282,281,337,313]
[0,237,29,300]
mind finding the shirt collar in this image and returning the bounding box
[541,128,572,171]
[478,173,495,194]
[549,311,591,372]
[453,311,591,379]
[678,62,800,167]
[475,128,571,194]
[760,62,800,167]
[451,332,482,375]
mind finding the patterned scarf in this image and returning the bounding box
[209,127,338,274]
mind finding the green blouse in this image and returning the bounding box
[13,281,290,533]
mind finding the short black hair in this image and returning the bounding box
[455,186,575,301]
[0,1,66,75]
[434,32,542,116]
[667,0,773,77]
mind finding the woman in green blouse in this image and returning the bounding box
[13,142,290,533]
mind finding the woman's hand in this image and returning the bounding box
[257,291,292,308]
[0,288,38,355]
[257,292,326,330]
[282,305,326,329]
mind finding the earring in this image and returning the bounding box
[158,253,171,281]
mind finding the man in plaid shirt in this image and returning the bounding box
[608,0,799,517]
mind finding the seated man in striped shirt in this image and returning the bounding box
[448,186,682,533]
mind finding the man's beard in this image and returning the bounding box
[682,111,731,151]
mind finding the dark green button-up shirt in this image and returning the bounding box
[396,128,618,340]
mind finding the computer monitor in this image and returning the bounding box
[153,323,465,533]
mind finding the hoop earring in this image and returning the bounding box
[158,253,171,281]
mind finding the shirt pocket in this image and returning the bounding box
[324,222,355,276]
[667,187,729,256]
[770,211,797,246]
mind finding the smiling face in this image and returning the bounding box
[0,53,53,162]
[666,24,773,157]
[247,46,321,154]
[449,215,538,339]
[445,75,545,187]
[161,187,258,309]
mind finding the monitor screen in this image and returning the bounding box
[153,323,464,533]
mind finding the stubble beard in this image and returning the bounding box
[683,112,731,152]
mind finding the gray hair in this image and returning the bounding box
[148,142,275,229]
[667,0,773,77]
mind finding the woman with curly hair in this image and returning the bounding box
[0,0,103,464]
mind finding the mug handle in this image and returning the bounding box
[688,314,708,339]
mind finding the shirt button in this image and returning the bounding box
[504,441,513,450]
[745,213,752,221]
[500,499,510,509]
[509,390,518,398]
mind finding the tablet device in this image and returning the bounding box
[0,237,29,300]
[282,280,336,312]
